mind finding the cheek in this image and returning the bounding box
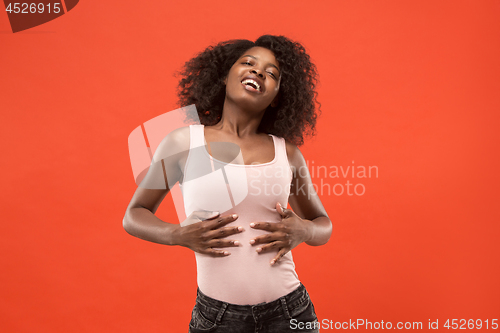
[270,83,280,96]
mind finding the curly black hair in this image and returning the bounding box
[176,35,320,146]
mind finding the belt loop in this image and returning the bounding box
[280,296,291,319]
[216,302,228,324]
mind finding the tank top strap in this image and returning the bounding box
[189,124,205,149]
[269,134,287,164]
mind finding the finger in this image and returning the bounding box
[270,248,288,266]
[203,225,244,240]
[255,241,288,254]
[206,214,239,230]
[249,232,289,246]
[250,222,286,232]
[201,248,231,257]
[204,238,241,248]
[276,202,295,218]
[276,202,287,217]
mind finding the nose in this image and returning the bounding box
[250,68,265,79]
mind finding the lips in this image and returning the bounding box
[241,75,264,93]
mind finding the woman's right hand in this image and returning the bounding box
[174,211,243,257]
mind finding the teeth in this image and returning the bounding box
[242,79,261,91]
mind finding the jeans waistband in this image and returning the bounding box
[195,283,310,324]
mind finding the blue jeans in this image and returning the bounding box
[188,283,319,332]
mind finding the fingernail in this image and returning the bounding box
[232,214,238,218]
[250,223,255,227]
[249,239,255,245]
[224,251,230,255]
[238,227,244,232]
[270,259,276,265]
[234,241,240,246]
[256,247,262,253]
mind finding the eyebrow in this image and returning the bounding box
[241,55,280,72]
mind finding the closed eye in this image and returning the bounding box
[242,60,278,79]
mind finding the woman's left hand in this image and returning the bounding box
[249,202,313,265]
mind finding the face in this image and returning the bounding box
[224,46,281,112]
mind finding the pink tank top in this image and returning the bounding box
[179,125,301,305]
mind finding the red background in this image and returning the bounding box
[1,1,499,332]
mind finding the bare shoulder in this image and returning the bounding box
[159,125,190,147]
[153,125,190,161]
[169,125,190,139]
[285,140,306,169]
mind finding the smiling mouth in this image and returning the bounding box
[241,79,261,92]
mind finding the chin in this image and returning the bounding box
[227,94,270,112]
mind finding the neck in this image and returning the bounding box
[214,98,266,138]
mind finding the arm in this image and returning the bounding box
[123,126,187,245]
[286,142,332,246]
[122,126,243,255]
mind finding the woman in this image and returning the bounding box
[123,35,332,332]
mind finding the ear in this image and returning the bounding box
[223,76,227,85]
